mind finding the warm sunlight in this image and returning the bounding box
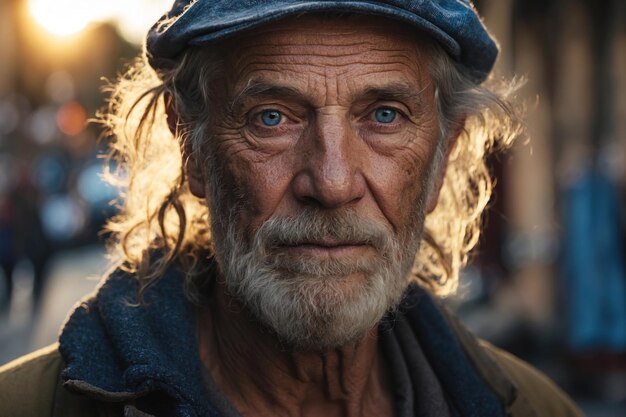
[28,0,173,44]
[28,0,103,37]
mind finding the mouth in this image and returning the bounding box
[278,239,373,257]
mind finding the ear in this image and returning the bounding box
[425,121,464,214]
[164,93,206,199]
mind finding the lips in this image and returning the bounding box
[295,239,367,248]
[276,239,372,258]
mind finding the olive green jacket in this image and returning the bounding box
[0,307,584,417]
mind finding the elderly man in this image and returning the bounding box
[0,1,582,416]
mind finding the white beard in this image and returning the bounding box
[210,207,425,351]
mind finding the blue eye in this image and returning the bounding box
[260,110,282,126]
[374,108,397,124]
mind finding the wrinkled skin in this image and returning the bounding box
[178,15,455,417]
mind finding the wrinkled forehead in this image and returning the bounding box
[215,14,435,86]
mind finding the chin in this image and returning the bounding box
[227,261,411,351]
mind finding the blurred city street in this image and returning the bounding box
[0,244,105,365]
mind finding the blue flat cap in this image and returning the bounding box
[146,0,498,83]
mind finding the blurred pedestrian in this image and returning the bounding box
[0,190,17,314]
[12,165,51,313]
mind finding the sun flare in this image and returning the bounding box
[28,0,103,37]
[28,0,173,43]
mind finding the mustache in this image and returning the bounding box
[252,208,393,253]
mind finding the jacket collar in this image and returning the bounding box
[59,266,219,417]
[58,262,526,417]
[435,302,538,416]
[397,288,508,417]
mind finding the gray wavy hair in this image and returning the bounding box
[100,34,522,304]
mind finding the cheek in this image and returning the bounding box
[366,135,439,231]
[247,158,294,219]
[369,160,423,222]
[212,145,295,235]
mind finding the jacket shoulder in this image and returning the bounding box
[480,341,584,417]
[0,344,63,417]
[435,299,584,417]
[0,344,118,417]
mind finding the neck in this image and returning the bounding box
[197,282,395,417]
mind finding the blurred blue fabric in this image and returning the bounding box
[562,170,626,351]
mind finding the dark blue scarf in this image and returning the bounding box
[59,265,504,417]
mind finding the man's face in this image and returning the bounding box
[191,16,446,349]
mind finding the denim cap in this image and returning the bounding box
[146,0,498,83]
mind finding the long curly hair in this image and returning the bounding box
[99,39,522,304]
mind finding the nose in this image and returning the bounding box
[291,112,365,209]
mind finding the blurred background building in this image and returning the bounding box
[0,0,624,415]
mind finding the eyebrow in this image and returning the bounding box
[357,82,428,105]
[228,81,307,115]
[227,79,429,114]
